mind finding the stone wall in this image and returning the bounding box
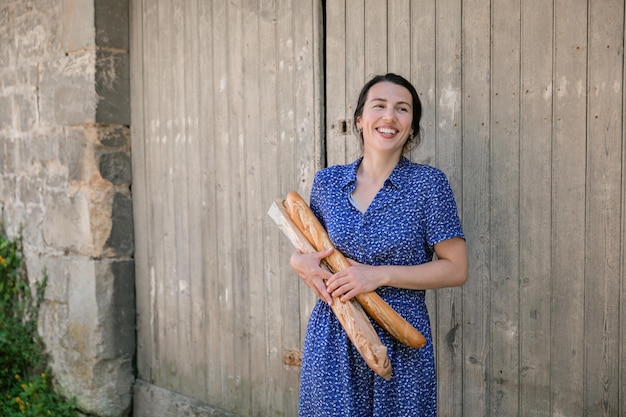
[0,1,134,416]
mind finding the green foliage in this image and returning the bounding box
[0,228,78,416]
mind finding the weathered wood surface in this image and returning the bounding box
[323,1,625,417]
[131,1,626,416]
[132,1,322,416]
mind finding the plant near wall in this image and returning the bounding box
[0,228,77,416]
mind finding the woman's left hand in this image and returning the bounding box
[325,259,381,302]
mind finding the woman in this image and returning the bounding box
[290,73,467,416]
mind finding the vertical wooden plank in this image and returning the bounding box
[183,0,207,400]
[325,0,348,168]
[226,1,250,412]
[256,0,283,413]
[387,0,410,76]
[363,0,386,77]
[165,0,181,391]
[154,0,176,389]
[344,0,365,163]
[140,0,161,385]
[551,0,587,414]
[170,0,194,395]
[276,0,301,413]
[242,2,266,414]
[460,0,491,415]
[432,0,463,415]
[409,0,436,166]
[621,46,626,417]
[297,0,325,339]
[225,0,255,415]
[621,20,626,416]
[490,0,521,414]
[585,1,623,414]
[290,0,324,412]
[197,0,222,405]
[518,0,552,415]
[210,0,232,407]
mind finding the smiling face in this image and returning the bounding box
[355,81,414,157]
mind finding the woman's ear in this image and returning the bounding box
[355,117,362,131]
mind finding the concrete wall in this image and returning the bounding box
[0,1,133,416]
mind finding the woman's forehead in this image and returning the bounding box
[366,82,412,105]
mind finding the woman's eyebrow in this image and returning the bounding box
[369,97,412,107]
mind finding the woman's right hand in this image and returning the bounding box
[289,248,334,305]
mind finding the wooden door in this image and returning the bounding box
[324,1,626,417]
[131,1,324,416]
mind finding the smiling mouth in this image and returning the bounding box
[377,127,398,135]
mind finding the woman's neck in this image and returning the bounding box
[358,151,402,183]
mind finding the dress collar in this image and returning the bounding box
[340,156,410,191]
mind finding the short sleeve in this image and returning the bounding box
[308,171,326,230]
[425,170,465,248]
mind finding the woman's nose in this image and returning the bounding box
[382,109,396,121]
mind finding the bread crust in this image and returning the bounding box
[284,191,427,349]
[267,198,392,379]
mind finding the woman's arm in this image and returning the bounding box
[326,237,468,302]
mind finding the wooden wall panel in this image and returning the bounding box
[490,0,521,414]
[551,0,587,414]
[131,1,626,416]
[519,0,553,414]
[461,0,491,414]
[323,1,625,417]
[432,0,464,415]
[585,1,624,414]
[131,1,322,416]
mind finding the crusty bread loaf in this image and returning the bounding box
[267,199,392,379]
[284,191,427,349]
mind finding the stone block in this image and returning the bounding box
[19,205,46,249]
[99,151,131,185]
[39,50,97,126]
[105,192,133,256]
[0,95,12,131]
[43,190,96,255]
[96,49,130,125]
[21,130,60,171]
[0,175,16,205]
[95,259,135,358]
[38,299,70,371]
[62,126,94,182]
[95,0,128,50]
[0,5,14,68]
[43,256,135,417]
[17,174,43,205]
[134,380,244,417]
[62,0,96,52]
[98,124,129,148]
[13,92,38,132]
[26,252,70,304]
[15,5,63,63]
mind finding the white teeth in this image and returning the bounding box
[377,127,397,135]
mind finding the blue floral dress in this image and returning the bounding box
[298,157,465,417]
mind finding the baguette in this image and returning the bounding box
[284,191,427,349]
[268,200,392,379]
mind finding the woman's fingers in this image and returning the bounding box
[326,261,379,301]
[289,249,334,304]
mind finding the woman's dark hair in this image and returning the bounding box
[352,73,422,153]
